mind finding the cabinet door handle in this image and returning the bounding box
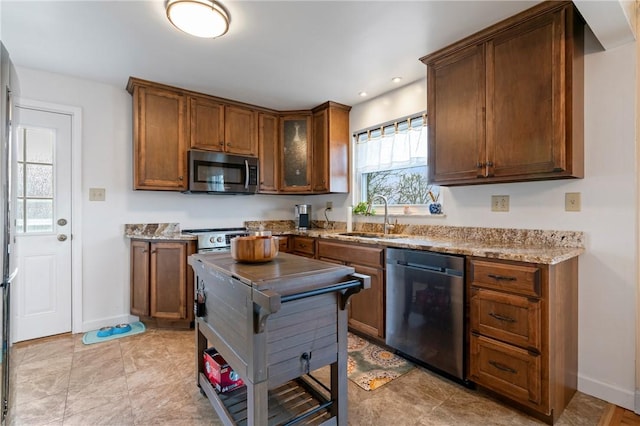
[486,161,494,167]
[476,162,484,168]
[489,312,516,323]
[489,360,517,374]
[178,176,183,181]
[487,274,516,281]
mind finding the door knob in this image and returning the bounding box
[57,234,68,242]
[57,218,68,226]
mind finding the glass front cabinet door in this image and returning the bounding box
[280,114,312,192]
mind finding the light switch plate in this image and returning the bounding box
[89,188,106,201]
[491,195,509,212]
[565,192,581,212]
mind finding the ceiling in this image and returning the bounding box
[0,1,631,111]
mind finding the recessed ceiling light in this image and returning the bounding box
[166,0,230,39]
[391,77,403,83]
[359,91,368,97]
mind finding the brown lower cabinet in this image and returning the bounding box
[467,256,578,424]
[130,239,196,328]
[290,235,316,258]
[275,235,290,253]
[317,239,385,342]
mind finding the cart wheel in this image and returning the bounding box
[199,388,206,397]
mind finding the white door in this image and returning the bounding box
[13,107,72,342]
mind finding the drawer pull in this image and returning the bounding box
[489,312,516,323]
[487,274,517,281]
[489,360,517,374]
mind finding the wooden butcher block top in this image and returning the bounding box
[189,252,356,297]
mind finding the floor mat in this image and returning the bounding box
[347,332,414,391]
[82,321,146,345]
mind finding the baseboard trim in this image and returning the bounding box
[81,314,139,333]
[635,390,640,415]
[578,374,635,410]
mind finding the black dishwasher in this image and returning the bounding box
[386,248,465,381]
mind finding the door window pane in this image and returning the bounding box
[25,164,53,198]
[15,199,24,233]
[25,199,53,233]
[25,128,54,163]
[16,126,55,234]
[17,130,23,162]
[17,163,23,198]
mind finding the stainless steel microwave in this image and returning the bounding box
[187,150,258,194]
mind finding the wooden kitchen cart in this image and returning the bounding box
[189,252,370,426]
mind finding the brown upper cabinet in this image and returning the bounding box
[188,96,257,156]
[312,102,351,193]
[280,113,313,193]
[258,112,280,193]
[421,1,584,186]
[128,80,188,191]
[274,103,352,195]
[224,105,257,156]
[127,77,350,193]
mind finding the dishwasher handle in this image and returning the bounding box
[395,260,463,277]
[397,260,444,273]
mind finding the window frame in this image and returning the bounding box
[352,112,443,217]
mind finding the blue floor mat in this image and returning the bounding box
[82,321,146,345]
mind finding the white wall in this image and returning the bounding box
[14,66,307,330]
[335,30,638,410]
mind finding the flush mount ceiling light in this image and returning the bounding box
[166,0,230,38]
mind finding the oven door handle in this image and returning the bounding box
[244,159,249,189]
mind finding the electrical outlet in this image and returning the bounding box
[326,201,333,209]
[565,192,581,212]
[89,188,106,201]
[491,195,509,212]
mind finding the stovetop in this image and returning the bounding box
[182,227,249,250]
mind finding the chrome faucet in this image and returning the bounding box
[367,194,395,235]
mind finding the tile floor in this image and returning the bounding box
[11,328,608,426]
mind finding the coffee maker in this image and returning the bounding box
[295,204,312,230]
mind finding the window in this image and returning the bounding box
[355,114,440,213]
[16,127,55,233]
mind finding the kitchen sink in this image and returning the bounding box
[337,232,407,239]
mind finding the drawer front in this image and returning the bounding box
[471,288,541,351]
[470,259,541,297]
[276,235,289,253]
[317,240,384,268]
[291,236,315,256]
[267,292,338,388]
[470,334,543,409]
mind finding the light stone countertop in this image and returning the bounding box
[313,232,584,265]
[124,221,585,265]
[124,223,197,241]
[263,224,585,265]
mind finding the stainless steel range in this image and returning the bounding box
[182,227,249,253]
